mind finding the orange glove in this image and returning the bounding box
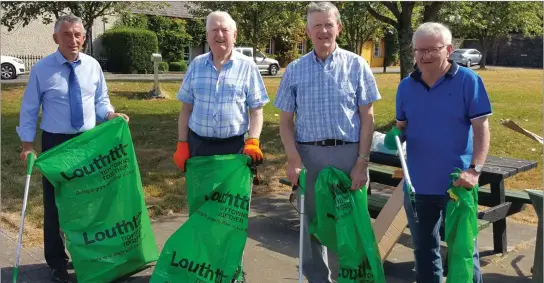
[173,142,190,171]
[243,138,263,165]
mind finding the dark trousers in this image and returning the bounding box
[404,192,483,283]
[187,129,245,157]
[41,131,80,270]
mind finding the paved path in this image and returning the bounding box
[0,67,402,85]
[1,193,538,282]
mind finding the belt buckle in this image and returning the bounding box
[320,140,326,146]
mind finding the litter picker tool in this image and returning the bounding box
[395,136,419,223]
[12,152,36,283]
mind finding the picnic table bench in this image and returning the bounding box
[279,151,538,255]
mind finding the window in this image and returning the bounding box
[298,41,305,54]
[256,50,266,58]
[265,38,273,54]
[243,50,252,57]
[183,46,190,62]
[373,43,382,57]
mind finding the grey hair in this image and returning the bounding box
[306,2,342,27]
[412,22,452,46]
[54,14,85,34]
[206,11,237,32]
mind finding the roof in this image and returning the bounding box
[130,1,199,19]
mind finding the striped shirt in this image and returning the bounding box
[177,50,269,138]
[274,46,381,142]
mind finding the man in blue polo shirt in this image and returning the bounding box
[393,22,492,283]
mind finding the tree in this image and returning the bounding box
[366,1,444,80]
[191,2,306,62]
[335,2,385,55]
[1,1,160,55]
[440,1,543,69]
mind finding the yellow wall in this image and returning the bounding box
[360,39,385,68]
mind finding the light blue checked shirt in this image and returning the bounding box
[177,50,269,138]
[17,49,114,142]
[274,46,381,142]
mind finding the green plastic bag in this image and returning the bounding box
[307,166,386,283]
[445,168,479,283]
[34,117,159,283]
[150,154,253,283]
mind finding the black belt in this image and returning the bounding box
[297,139,356,146]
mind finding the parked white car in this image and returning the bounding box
[1,55,26,80]
[449,48,482,67]
[234,47,280,76]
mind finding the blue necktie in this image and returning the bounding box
[67,62,84,130]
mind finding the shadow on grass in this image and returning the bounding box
[1,111,285,226]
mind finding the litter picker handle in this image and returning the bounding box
[26,152,36,175]
[395,136,414,193]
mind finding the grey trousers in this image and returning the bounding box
[296,143,361,283]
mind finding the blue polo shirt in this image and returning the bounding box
[396,61,492,195]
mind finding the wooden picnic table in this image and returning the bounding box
[369,152,538,254]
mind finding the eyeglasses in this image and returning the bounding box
[413,46,446,57]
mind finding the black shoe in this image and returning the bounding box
[51,269,72,283]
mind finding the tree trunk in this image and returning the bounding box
[479,38,491,69]
[252,7,258,63]
[398,27,414,80]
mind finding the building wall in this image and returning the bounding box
[1,14,116,58]
[361,39,385,67]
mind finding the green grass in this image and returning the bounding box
[1,68,542,241]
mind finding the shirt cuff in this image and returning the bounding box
[16,126,36,143]
[98,105,115,122]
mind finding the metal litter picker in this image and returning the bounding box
[12,152,36,283]
[394,135,418,223]
[288,170,307,283]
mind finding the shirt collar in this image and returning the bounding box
[54,49,82,65]
[311,44,340,63]
[206,49,239,65]
[410,59,459,81]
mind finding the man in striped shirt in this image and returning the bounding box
[274,2,381,282]
[173,11,269,170]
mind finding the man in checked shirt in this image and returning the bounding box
[173,11,269,170]
[274,2,381,282]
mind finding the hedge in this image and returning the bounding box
[158,62,169,73]
[102,28,158,74]
[169,61,188,72]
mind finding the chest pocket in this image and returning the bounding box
[222,83,245,103]
[336,78,357,108]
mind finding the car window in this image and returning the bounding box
[451,50,464,55]
[242,50,252,57]
[256,51,266,58]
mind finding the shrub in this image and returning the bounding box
[102,28,158,74]
[169,61,188,72]
[158,62,169,73]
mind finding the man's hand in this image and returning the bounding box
[453,169,480,189]
[107,112,130,123]
[243,138,263,165]
[286,156,303,186]
[173,141,190,171]
[350,160,369,190]
[384,125,402,150]
[20,142,35,163]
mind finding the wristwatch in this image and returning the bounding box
[357,153,370,162]
[469,164,483,173]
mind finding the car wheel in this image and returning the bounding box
[269,64,278,76]
[466,59,471,67]
[1,63,16,80]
